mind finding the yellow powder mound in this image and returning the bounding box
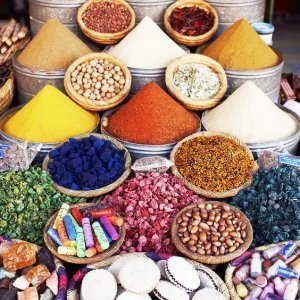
[17,19,92,70]
[203,19,281,70]
[3,85,99,143]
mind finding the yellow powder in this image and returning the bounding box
[2,85,99,143]
[203,19,281,70]
[17,19,92,70]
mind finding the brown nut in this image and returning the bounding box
[187,240,196,247]
[226,238,234,247]
[200,223,210,231]
[220,246,225,255]
[189,246,197,252]
[181,236,190,244]
[177,217,183,224]
[229,246,237,253]
[222,230,229,237]
[190,234,198,241]
[178,226,187,233]
[222,211,229,218]
[204,242,212,250]
[206,204,213,211]
[199,232,207,242]
[229,232,238,238]
[197,248,205,255]
[192,220,200,226]
[211,235,219,242]
[213,241,221,247]
[212,246,218,253]
[190,226,198,234]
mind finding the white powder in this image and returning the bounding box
[107,16,186,69]
[202,81,298,143]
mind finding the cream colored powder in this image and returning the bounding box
[107,16,186,69]
[202,81,298,143]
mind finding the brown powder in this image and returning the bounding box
[17,19,92,70]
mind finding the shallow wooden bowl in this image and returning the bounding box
[164,0,218,47]
[43,203,126,265]
[166,54,227,111]
[77,0,135,45]
[171,201,253,264]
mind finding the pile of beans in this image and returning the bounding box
[176,202,247,256]
[102,172,204,253]
[71,58,126,101]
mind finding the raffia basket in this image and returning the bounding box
[44,203,126,265]
[42,133,132,198]
[164,0,218,47]
[225,240,300,300]
[0,236,68,299]
[0,74,14,115]
[67,252,230,299]
[166,54,227,111]
[64,52,131,112]
[170,131,258,198]
[77,0,135,45]
[171,201,253,265]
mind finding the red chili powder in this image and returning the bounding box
[105,82,200,144]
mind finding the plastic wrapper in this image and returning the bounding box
[0,141,41,172]
[258,146,300,170]
[131,156,173,173]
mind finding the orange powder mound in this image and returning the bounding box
[203,19,281,70]
[105,82,200,145]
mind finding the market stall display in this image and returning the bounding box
[67,253,230,299]
[165,53,227,110]
[64,53,131,111]
[0,237,68,299]
[14,19,92,103]
[43,134,131,197]
[171,202,253,264]
[225,241,300,300]
[44,203,125,264]
[171,132,257,198]
[0,65,14,115]
[77,0,136,44]
[164,0,218,47]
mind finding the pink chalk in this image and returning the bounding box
[46,271,58,295]
[13,275,30,290]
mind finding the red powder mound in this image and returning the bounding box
[105,82,200,144]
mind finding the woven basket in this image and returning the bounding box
[43,203,126,265]
[0,74,14,115]
[0,236,68,299]
[42,133,132,198]
[64,52,132,112]
[225,240,300,300]
[171,201,253,265]
[170,131,258,198]
[67,252,230,300]
[77,0,135,45]
[165,54,227,111]
[164,0,218,47]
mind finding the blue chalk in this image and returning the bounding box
[63,215,77,240]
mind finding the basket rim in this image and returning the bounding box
[165,53,227,110]
[225,240,300,300]
[43,202,126,265]
[77,0,135,41]
[42,133,132,198]
[64,52,132,111]
[164,0,218,46]
[171,201,253,264]
[170,131,258,198]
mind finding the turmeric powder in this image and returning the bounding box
[2,85,99,143]
[203,19,281,70]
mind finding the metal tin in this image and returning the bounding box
[0,106,100,162]
[205,0,266,36]
[127,0,175,27]
[101,108,201,160]
[202,105,300,158]
[28,0,84,36]
[12,52,66,104]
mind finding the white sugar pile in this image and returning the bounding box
[107,16,186,69]
[203,81,298,143]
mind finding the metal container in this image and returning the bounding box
[13,53,66,104]
[28,0,84,36]
[0,106,100,162]
[129,67,166,95]
[202,105,300,158]
[127,0,175,28]
[205,0,266,35]
[101,108,201,161]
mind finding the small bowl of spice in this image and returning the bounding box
[77,0,135,45]
[164,0,218,47]
[64,52,131,111]
[171,131,258,198]
[166,54,227,111]
[171,201,253,264]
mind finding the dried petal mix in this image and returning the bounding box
[175,135,255,193]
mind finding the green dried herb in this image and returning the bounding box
[0,166,85,245]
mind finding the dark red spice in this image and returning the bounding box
[169,6,214,36]
[82,2,131,34]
